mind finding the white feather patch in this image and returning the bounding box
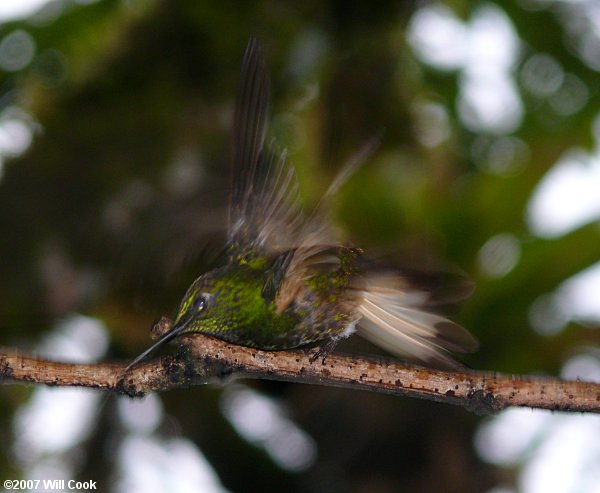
[354,282,476,369]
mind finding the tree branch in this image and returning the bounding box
[1,335,599,415]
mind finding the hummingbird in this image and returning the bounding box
[127,39,478,371]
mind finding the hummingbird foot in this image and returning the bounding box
[308,339,339,364]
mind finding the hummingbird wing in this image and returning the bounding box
[228,39,305,260]
[229,39,372,263]
[265,135,382,312]
[351,272,478,369]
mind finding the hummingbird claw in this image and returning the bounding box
[308,340,339,364]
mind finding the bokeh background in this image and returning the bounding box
[0,1,599,492]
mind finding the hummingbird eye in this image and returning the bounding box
[195,292,212,313]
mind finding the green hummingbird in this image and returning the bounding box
[127,39,478,371]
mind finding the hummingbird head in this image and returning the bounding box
[126,265,268,370]
[170,273,222,335]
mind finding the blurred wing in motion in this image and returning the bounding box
[228,38,303,261]
[228,39,376,264]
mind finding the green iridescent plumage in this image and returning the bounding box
[170,247,359,350]
[127,39,478,371]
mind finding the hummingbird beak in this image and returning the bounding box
[124,317,191,372]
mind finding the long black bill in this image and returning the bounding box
[124,320,189,372]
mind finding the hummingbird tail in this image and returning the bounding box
[352,274,478,369]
